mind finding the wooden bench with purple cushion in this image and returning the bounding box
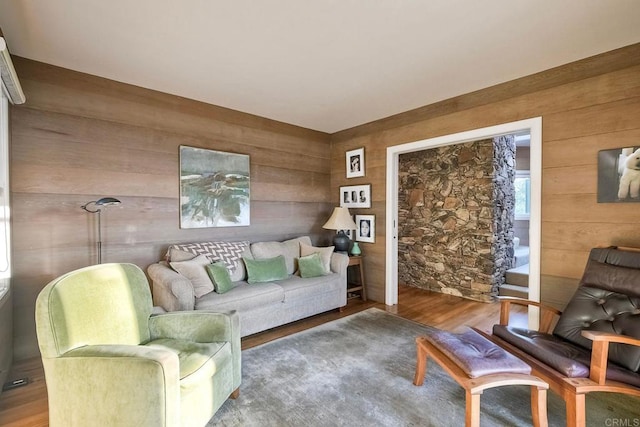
[414,327,548,427]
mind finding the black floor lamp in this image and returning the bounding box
[81,197,121,264]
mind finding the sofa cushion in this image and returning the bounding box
[205,263,234,294]
[167,241,250,282]
[552,258,640,373]
[553,283,640,373]
[494,324,640,387]
[300,242,334,274]
[424,327,531,378]
[277,273,342,301]
[298,252,327,278]
[251,236,312,274]
[170,254,214,298]
[195,282,285,312]
[244,255,288,284]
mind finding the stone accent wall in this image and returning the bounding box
[398,136,515,302]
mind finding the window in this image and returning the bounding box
[0,93,9,279]
[514,171,531,220]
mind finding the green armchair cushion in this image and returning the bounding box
[145,338,231,389]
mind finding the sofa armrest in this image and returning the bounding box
[147,262,195,311]
[582,330,640,385]
[497,296,563,333]
[330,252,349,276]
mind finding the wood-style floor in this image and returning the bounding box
[0,285,526,427]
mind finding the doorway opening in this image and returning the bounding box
[500,132,532,299]
[385,118,542,328]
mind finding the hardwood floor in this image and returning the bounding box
[0,285,524,427]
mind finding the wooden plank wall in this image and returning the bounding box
[330,43,640,307]
[9,58,333,360]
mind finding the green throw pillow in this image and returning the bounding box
[205,262,234,294]
[298,252,327,278]
[243,255,288,284]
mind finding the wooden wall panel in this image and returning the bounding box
[9,44,640,360]
[9,58,332,360]
[330,43,640,309]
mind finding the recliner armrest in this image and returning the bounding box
[582,330,640,385]
[582,330,640,346]
[497,296,562,333]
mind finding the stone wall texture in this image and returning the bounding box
[398,136,516,302]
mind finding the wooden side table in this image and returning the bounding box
[347,255,367,301]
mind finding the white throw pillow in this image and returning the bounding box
[169,254,214,298]
[300,242,334,274]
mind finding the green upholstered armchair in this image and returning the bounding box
[35,263,241,427]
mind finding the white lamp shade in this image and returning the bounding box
[322,207,357,231]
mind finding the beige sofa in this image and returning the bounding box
[147,236,348,337]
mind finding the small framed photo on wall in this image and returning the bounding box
[345,227,354,240]
[355,214,375,243]
[346,147,365,178]
[340,184,371,208]
[598,146,640,203]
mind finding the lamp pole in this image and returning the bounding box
[81,197,121,264]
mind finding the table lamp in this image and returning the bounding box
[322,207,357,253]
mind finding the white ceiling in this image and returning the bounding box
[1,1,639,133]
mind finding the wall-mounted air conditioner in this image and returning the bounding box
[0,37,25,105]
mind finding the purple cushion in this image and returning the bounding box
[424,327,531,378]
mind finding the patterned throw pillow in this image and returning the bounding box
[168,241,250,281]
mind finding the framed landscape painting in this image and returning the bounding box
[179,146,250,228]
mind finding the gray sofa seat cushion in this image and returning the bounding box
[276,273,343,301]
[195,282,284,312]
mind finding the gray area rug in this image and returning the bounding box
[210,308,640,426]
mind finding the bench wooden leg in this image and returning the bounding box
[413,338,428,386]
[465,391,481,427]
[531,386,548,427]
[565,393,586,427]
[230,388,240,399]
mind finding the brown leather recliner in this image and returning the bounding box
[487,246,640,427]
